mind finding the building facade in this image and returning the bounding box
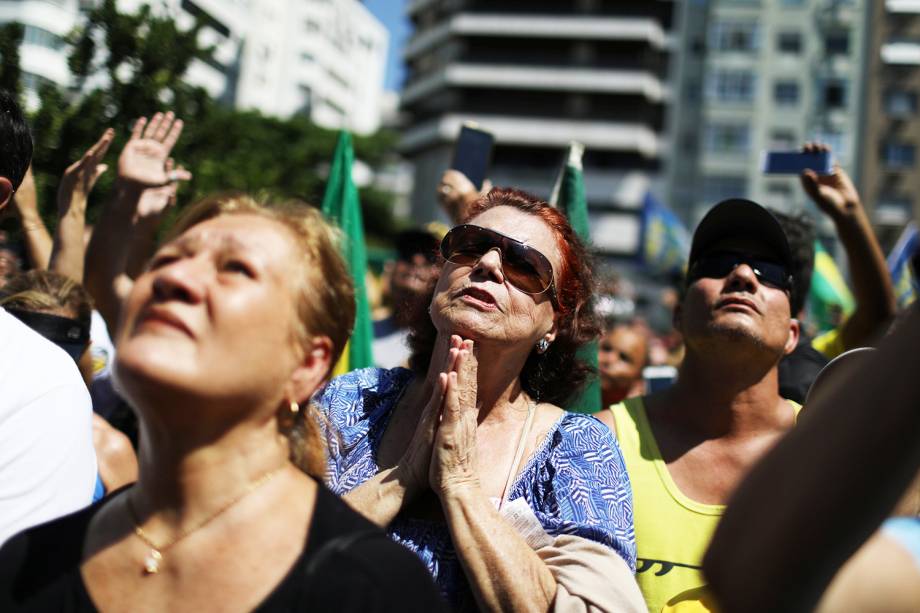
[400,0,676,256]
[667,0,869,225]
[858,0,920,247]
[0,0,388,134]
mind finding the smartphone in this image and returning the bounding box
[642,365,677,394]
[451,124,494,190]
[761,150,833,175]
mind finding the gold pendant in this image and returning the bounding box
[143,549,162,574]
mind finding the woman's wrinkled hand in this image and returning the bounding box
[430,339,481,499]
[398,335,463,495]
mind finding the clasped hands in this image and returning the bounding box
[400,335,482,501]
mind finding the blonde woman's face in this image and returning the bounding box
[115,214,305,413]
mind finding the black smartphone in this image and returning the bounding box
[761,150,833,175]
[451,124,494,191]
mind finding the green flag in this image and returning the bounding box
[321,131,374,373]
[808,240,855,333]
[551,142,601,413]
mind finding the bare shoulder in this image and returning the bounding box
[593,408,616,433]
[817,531,920,613]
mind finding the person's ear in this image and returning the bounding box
[0,177,13,211]
[286,336,334,404]
[784,318,801,356]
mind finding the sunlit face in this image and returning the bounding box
[430,205,559,349]
[598,326,647,392]
[114,215,306,413]
[679,237,796,356]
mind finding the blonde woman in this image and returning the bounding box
[0,195,443,612]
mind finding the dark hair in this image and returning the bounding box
[0,90,33,191]
[771,210,815,315]
[407,187,600,406]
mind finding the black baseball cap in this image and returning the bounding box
[688,198,793,273]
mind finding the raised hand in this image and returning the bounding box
[799,142,863,219]
[136,158,188,219]
[57,128,114,215]
[118,112,187,187]
[430,338,480,498]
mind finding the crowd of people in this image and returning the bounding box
[0,86,917,613]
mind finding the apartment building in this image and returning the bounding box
[667,0,869,225]
[400,0,676,255]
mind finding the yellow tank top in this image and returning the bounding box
[611,397,800,612]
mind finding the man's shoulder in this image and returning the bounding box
[0,308,89,408]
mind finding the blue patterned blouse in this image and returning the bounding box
[314,367,636,610]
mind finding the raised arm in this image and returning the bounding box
[10,165,53,269]
[800,144,896,349]
[83,112,188,333]
[704,304,920,613]
[50,128,114,282]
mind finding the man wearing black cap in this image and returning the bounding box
[597,199,801,612]
[0,90,96,545]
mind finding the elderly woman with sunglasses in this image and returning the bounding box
[316,188,643,611]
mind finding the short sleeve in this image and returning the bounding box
[310,367,412,495]
[523,414,637,571]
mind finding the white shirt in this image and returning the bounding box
[0,307,97,546]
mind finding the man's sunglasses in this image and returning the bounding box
[440,224,558,307]
[688,251,792,291]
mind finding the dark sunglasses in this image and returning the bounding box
[440,224,558,307]
[688,251,792,291]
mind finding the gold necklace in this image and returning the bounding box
[126,463,288,575]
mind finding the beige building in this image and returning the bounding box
[858,0,920,247]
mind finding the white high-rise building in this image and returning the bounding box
[0,0,388,134]
[236,0,388,134]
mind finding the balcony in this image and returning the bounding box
[405,13,668,60]
[400,113,662,157]
[402,63,667,105]
[887,0,920,13]
[881,41,920,65]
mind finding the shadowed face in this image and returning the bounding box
[679,237,797,358]
[599,325,647,393]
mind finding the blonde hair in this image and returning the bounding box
[168,193,356,479]
[0,270,93,326]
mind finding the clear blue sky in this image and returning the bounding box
[364,0,409,92]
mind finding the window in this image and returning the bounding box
[823,80,847,109]
[704,122,750,153]
[710,21,759,52]
[825,32,850,56]
[769,128,798,149]
[23,25,64,51]
[707,69,756,103]
[774,80,800,105]
[885,89,918,117]
[20,71,55,92]
[777,31,802,54]
[702,175,748,203]
[882,143,916,169]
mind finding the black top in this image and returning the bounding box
[0,485,446,612]
[778,335,829,404]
